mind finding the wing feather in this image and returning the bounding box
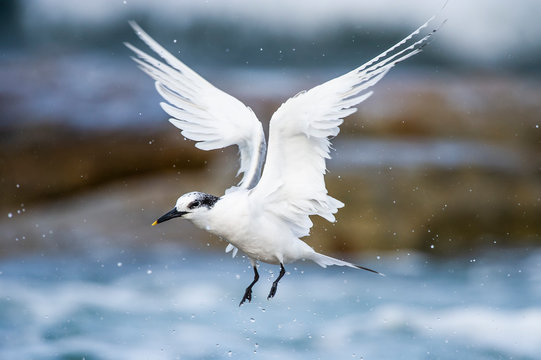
[252,18,442,238]
[126,22,265,190]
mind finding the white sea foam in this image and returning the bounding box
[374,305,541,358]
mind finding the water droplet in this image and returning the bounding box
[430,244,435,249]
[117,262,123,267]
[249,318,255,323]
[16,184,20,188]
[7,212,13,218]
[173,39,177,43]
[147,269,152,275]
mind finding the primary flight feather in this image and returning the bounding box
[126,17,441,305]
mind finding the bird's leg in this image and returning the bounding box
[239,265,259,306]
[267,263,286,300]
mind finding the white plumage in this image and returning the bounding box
[126,17,441,305]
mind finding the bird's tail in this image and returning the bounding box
[310,252,385,276]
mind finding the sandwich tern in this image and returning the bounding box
[126,17,441,305]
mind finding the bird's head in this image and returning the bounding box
[152,191,220,225]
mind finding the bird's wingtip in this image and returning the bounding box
[356,264,385,277]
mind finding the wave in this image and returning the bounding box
[373,305,541,358]
[1,249,540,359]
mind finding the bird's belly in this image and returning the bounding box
[210,218,272,262]
[226,223,308,265]
[232,234,282,265]
[215,221,283,264]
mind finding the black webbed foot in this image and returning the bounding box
[267,263,286,300]
[239,287,252,306]
[239,265,259,306]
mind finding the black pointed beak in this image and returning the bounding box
[152,208,187,226]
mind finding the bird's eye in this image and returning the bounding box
[189,201,200,209]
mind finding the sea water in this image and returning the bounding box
[1,247,540,360]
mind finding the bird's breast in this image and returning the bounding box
[203,192,252,239]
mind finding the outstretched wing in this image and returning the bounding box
[125,22,266,190]
[252,18,441,238]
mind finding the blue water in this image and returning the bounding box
[1,247,540,360]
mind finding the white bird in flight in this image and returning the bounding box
[126,17,441,305]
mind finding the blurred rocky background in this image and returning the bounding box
[1,0,540,258]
